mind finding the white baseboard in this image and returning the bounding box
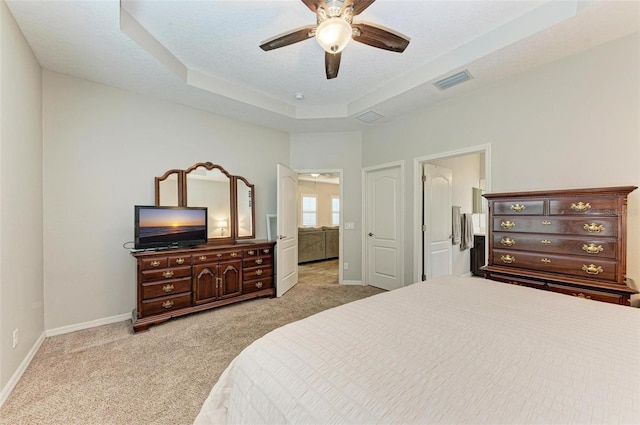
[341,280,364,286]
[0,331,45,408]
[45,312,131,337]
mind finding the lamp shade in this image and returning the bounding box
[315,17,352,53]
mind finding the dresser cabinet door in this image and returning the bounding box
[193,260,242,304]
[218,260,242,299]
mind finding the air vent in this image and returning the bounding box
[433,70,473,90]
[356,110,384,123]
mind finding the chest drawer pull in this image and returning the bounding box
[571,202,591,212]
[248,250,255,255]
[500,254,515,264]
[255,258,264,265]
[573,292,592,300]
[584,223,604,233]
[175,258,185,265]
[541,239,552,245]
[255,269,264,276]
[162,284,174,293]
[217,253,223,257]
[500,237,515,247]
[162,271,174,279]
[541,258,551,264]
[583,243,604,254]
[510,203,526,212]
[500,221,515,230]
[263,249,270,254]
[582,264,603,275]
[161,300,174,309]
[199,256,208,261]
[231,252,238,257]
[150,260,161,267]
[255,281,263,289]
[541,220,551,225]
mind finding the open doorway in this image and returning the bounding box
[413,145,491,282]
[296,171,342,284]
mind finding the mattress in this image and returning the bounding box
[194,275,640,424]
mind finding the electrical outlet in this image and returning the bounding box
[12,329,18,348]
[343,262,349,270]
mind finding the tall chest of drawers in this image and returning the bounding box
[481,186,637,305]
[132,241,275,332]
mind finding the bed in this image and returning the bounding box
[194,275,640,424]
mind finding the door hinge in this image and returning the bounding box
[422,175,426,182]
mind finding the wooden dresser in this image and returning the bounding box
[481,186,637,305]
[132,241,275,332]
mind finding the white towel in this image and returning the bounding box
[460,213,474,250]
[451,206,461,245]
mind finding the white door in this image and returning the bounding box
[276,164,298,297]
[423,163,452,279]
[365,165,403,291]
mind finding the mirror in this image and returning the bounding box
[472,187,485,214]
[155,162,256,242]
[236,177,255,239]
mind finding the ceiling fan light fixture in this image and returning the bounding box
[315,17,352,53]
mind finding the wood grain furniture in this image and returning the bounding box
[481,186,637,305]
[194,275,640,424]
[132,241,275,333]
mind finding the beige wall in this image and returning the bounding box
[0,0,44,395]
[297,180,340,228]
[362,33,640,301]
[42,71,290,330]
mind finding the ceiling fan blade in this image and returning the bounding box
[350,0,376,16]
[301,0,328,14]
[351,23,410,53]
[260,26,316,51]
[325,51,341,79]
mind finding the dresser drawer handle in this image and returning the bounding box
[571,202,591,212]
[175,258,185,265]
[541,239,552,245]
[162,271,174,279]
[161,300,174,309]
[263,249,270,254]
[231,252,238,257]
[582,264,603,275]
[583,243,604,254]
[510,203,526,212]
[162,284,174,293]
[150,260,161,267]
[200,256,208,261]
[248,250,255,255]
[255,281,263,289]
[500,221,515,230]
[500,255,515,264]
[541,258,551,264]
[573,292,592,300]
[541,220,551,225]
[584,223,604,233]
[500,237,515,247]
[255,269,264,276]
[217,253,223,257]
[255,258,264,265]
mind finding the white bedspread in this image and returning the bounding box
[194,275,640,424]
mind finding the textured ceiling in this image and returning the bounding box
[6,0,640,133]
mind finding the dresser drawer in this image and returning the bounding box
[493,216,618,237]
[193,250,242,263]
[243,256,273,268]
[142,277,191,299]
[141,293,191,316]
[548,196,621,216]
[141,266,191,283]
[547,283,626,304]
[242,277,274,294]
[168,255,191,267]
[492,249,618,281]
[492,233,618,259]
[485,273,546,290]
[492,200,544,215]
[141,257,168,270]
[243,266,273,281]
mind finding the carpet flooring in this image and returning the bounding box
[0,259,383,425]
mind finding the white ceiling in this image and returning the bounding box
[6,0,639,133]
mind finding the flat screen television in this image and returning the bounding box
[134,205,208,250]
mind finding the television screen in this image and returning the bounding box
[134,206,208,250]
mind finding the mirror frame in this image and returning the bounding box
[154,162,256,243]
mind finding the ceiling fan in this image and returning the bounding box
[259,0,410,80]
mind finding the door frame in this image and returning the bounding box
[362,161,405,287]
[295,168,344,284]
[412,144,492,282]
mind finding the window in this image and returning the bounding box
[331,196,340,226]
[301,195,317,227]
